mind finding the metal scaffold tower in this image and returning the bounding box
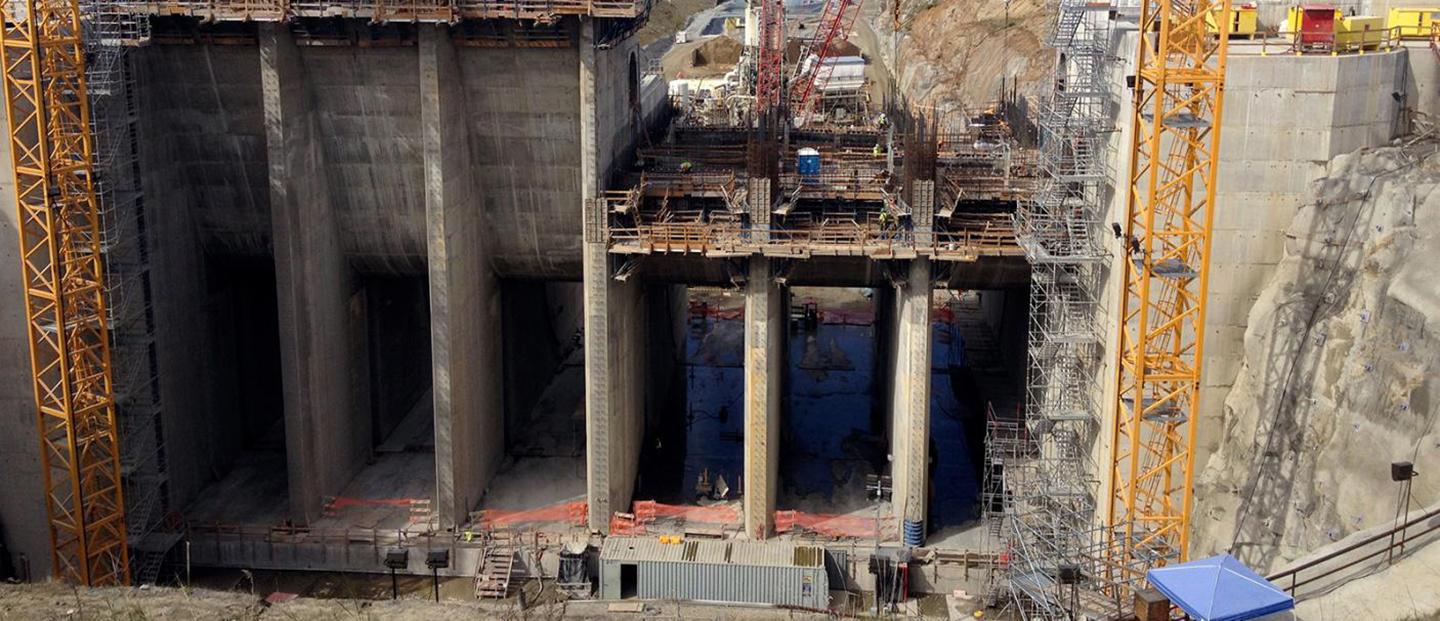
[989,0,1115,616]
[79,2,175,584]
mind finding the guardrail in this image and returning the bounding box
[1266,504,1440,599]
[1228,26,1410,56]
[114,0,646,22]
[607,220,1021,260]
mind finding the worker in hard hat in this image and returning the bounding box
[878,210,891,239]
[680,160,693,173]
[872,142,884,157]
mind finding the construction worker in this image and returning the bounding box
[872,142,884,157]
[878,210,891,235]
[680,160,694,173]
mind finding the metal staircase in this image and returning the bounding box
[474,531,518,599]
[992,0,1118,616]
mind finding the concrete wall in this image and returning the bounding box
[1199,49,1406,462]
[0,93,49,579]
[305,46,426,275]
[136,52,261,512]
[126,23,630,280]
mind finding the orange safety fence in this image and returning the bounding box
[774,509,898,539]
[610,512,646,535]
[687,300,743,321]
[478,500,588,528]
[629,500,741,525]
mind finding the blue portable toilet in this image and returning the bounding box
[797,147,821,181]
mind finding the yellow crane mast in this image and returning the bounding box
[1106,0,1232,587]
[1,0,129,585]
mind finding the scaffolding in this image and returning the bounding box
[81,4,177,585]
[990,0,1117,617]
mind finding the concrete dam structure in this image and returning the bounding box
[0,0,1437,618]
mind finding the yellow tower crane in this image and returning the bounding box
[1106,0,1232,588]
[1,0,129,585]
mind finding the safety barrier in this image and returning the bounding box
[608,221,1020,260]
[1228,26,1410,56]
[1267,504,1440,600]
[114,0,646,22]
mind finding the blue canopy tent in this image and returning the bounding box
[1146,554,1295,621]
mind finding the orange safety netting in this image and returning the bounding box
[478,500,588,528]
[324,496,426,509]
[632,500,740,525]
[774,509,897,539]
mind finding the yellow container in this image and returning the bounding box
[1337,15,1386,49]
[1387,7,1440,38]
[1207,4,1260,37]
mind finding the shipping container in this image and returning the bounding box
[599,537,830,608]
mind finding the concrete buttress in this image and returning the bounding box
[261,24,370,524]
[743,257,786,538]
[421,26,504,528]
[580,19,645,532]
[890,258,932,532]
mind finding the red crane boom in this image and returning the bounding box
[789,0,861,124]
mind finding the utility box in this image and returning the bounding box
[1387,7,1440,38]
[1208,3,1259,37]
[1337,15,1386,49]
[1291,5,1338,50]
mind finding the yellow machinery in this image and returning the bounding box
[1107,0,1231,591]
[1208,3,1258,37]
[1388,7,1440,38]
[1336,15,1387,50]
[0,0,129,585]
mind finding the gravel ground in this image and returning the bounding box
[0,582,845,620]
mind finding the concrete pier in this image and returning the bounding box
[580,18,647,531]
[890,259,933,531]
[421,27,504,528]
[261,24,370,523]
[743,258,787,539]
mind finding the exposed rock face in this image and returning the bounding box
[872,0,1053,120]
[1193,141,1440,572]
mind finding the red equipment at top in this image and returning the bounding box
[789,0,861,124]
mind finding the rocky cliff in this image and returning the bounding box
[871,0,1053,120]
[1193,140,1440,572]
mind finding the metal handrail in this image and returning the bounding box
[112,0,646,21]
[1227,25,1408,56]
[1266,504,1440,598]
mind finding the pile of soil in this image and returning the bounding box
[691,34,742,66]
